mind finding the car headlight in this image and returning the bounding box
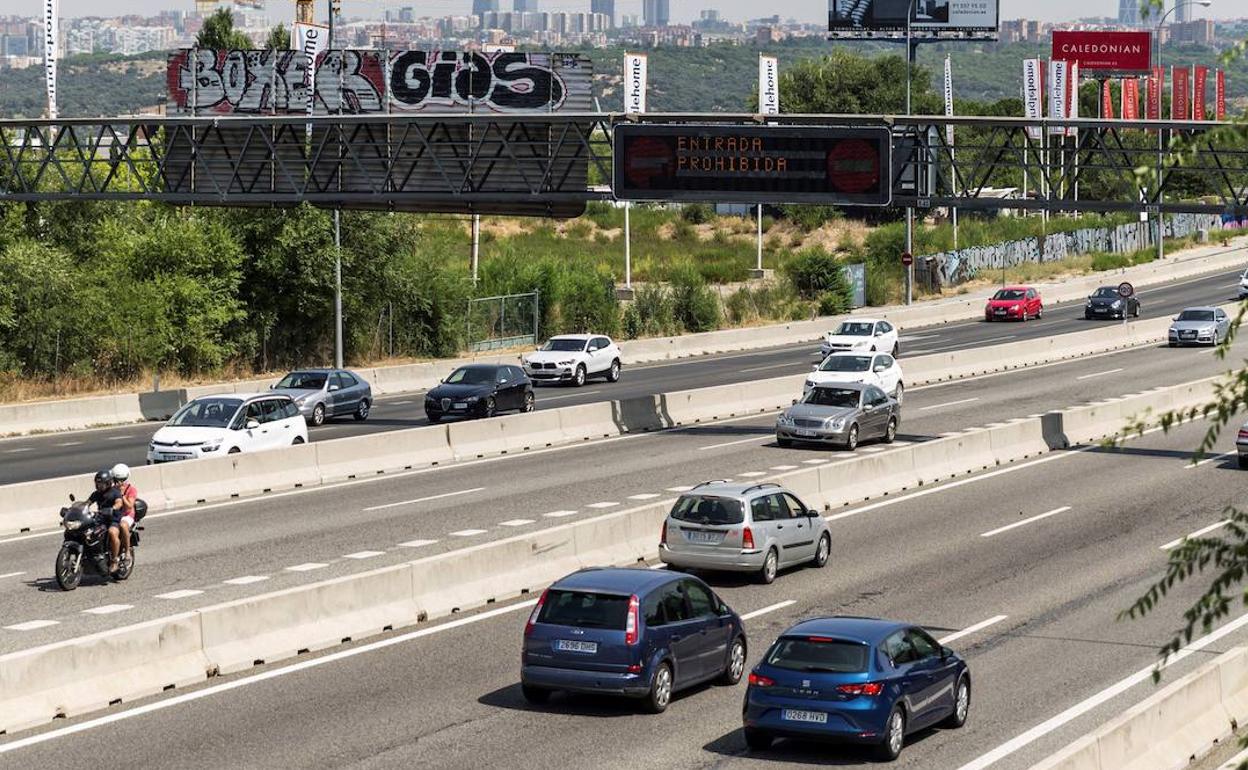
[804,380,816,389]
[465,395,479,403]
[558,359,573,366]
[1011,304,1021,310]
[1112,299,1123,308]
[825,417,845,430]
[201,442,221,453]
[1086,300,1093,307]
[777,414,794,426]
[149,443,156,452]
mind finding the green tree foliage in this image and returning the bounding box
[264,25,291,51]
[196,8,253,51]
[784,249,854,317]
[765,49,942,115]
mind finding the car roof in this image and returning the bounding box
[231,392,292,402]
[287,367,336,373]
[548,333,595,341]
[454,363,506,371]
[999,285,1032,291]
[680,480,784,498]
[552,567,681,595]
[811,381,868,391]
[781,616,910,643]
[840,317,883,324]
[1181,306,1219,312]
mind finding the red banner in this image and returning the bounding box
[1051,30,1152,75]
[1102,80,1114,119]
[1194,65,1208,120]
[1146,67,1161,120]
[1216,69,1226,120]
[1172,66,1190,120]
[1122,77,1140,120]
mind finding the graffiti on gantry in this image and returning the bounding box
[167,49,592,115]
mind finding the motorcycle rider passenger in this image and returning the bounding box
[107,463,137,574]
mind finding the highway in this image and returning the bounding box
[3,417,1245,769]
[0,261,1241,487]
[0,329,1241,654]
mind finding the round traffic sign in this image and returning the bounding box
[826,138,882,194]
[901,252,914,267]
[1117,282,1135,298]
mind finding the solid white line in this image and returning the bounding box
[397,539,437,548]
[543,511,579,518]
[979,506,1073,538]
[0,599,539,755]
[919,397,980,411]
[362,487,486,512]
[627,493,661,501]
[154,589,204,600]
[770,465,799,471]
[0,571,24,580]
[1184,451,1234,469]
[56,442,82,447]
[449,529,487,537]
[499,519,535,527]
[587,502,619,509]
[938,615,1008,645]
[3,620,59,632]
[222,576,269,586]
[342,551,385,560]
[4,448,32,453]
[699,435,769,451]
[1075,367,1124,381]
[741,600,797,621]
[81,604,134,615]
[1160,519,1232,550]
[738,471,768,477]
[956,610,1248,770]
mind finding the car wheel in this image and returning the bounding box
[521,684,551,705]
[892,342,900,358]
[758,548,779,585]
[311,403,326,427]
[522,391,535,413]
[776,436,792,448]
[426,413,440,424]
[744,728,774,751]
[483,396,496,418]
[894,382,904,405]
[227,447,241,455]
[644,662,673,713]
[1134,304,1141,318]
[943,676,971,728]
[875,707,906,761]
[883,418,897,444]
[1169,341,1178,348]
[1239,455,1248,469]
[811,533,831,568]
[573,365,587,387]
[292,436,305,446]
[1036,306,1043,319]
[354,398,370,421]
[720,637,747,685]
[844,424,859,451]
[1020,309,1028,322]
[607,359,621,383]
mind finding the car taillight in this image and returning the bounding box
[837,682,884,697]
[625,594,640,645]
[524,589,548,637]
[1238,429,1248,441]
[660,521,667,546]
[742,526,755,550]
[748,672,775,687]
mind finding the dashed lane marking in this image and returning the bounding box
[155,589,204,600]
[223,575,270,586]
[499,519,535,527]
[397,539,438,548]
[449,529,488,537]
[3,619,59,631]
[342,551,386,560]
[81,604,134,615]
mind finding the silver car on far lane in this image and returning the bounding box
[1168,306,1230,347]
[775,382,900,451]
[270,368,373,426]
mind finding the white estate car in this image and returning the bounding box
[819,318,900,358]
[522,334,622,387]
[805,352,905,404]
[147,393,309,464]
[1238,269,1248,300]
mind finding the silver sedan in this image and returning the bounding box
[775,383,900,451]
[271,368,373,426]
[1168,307,1230,347]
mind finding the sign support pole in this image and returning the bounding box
[624,203,632,290]
[756,204,764,273]
[904,6,915,307]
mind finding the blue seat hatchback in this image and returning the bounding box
[743,616,970,761]
[521,568,747,713]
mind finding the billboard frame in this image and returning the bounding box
[827,0,1001,40]
[1051,30,1152,77]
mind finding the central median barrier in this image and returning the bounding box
[0,375,1223,737]
[0,312,1217,538]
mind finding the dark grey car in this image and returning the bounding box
[775,383,900,451]
[1168,307,1230,347]
[1085,286,1140,320]
[271,368,373,426]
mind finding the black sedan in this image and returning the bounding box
[1085,286,1140,320]
[424,364,534,422]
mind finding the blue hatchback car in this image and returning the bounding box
[742,617,970,761]
[521,568,748,713]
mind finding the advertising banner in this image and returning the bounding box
[827,0,1000,33]
[758,55,780,115]
[1216,69,1226,120]
[1066,61,1079,138]
[943,54,954,146]
[1048,59,1069,135]
[1171,65,1189,121]
[1121,77,1140,120]
[44,0,57,119]
[1022,58,1044,140]
[1102,79,1114,119]
[292,22,328,116]
[624,52,647,113]
[1193,65,1208,121]
[1146,66,1161,120]
[1050,30,1151,76]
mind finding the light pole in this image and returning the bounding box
[903,0,918,306]
[329,0,343,369]
[1152,0,1212,263]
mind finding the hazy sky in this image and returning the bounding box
[16,0,1235,23]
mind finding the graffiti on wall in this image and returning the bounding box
[167,49,591,114]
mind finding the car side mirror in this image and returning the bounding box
[791,398,799,405]
[69,493,76,502]
[499,379,508,384]
[245,418,261,430]
[874,365,887,373]
[269,384,275,390]
[812,364,819,371]
[941,646,953,659]
[875,330,884,336]
[329,385,340,392]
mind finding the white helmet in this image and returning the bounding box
[110,463,131,482]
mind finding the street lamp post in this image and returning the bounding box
[904,0,918,306]
[329,0,343,368]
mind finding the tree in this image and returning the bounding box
[196,8,252,51]
[766,49,943,116]
[264,25,291,51]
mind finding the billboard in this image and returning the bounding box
[1051,30,1151,76]
[613,124,892,206]
[828,0,999,34]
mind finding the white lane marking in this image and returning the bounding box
[4,448,32,453]
[543,511,579,518]
[0,599,539,755]
[770,465,799,471]
[223,575,270,586]
[892,441,913,447]
[740,362,802,373]
[938,615,1008,645]
[285,563,329,572]
[105,435,134,441]
[861,446,886,453]
[628,493,661,501]
[741,600,797,621]
[979,506,1072,538]
[802,459,828,465]
[362,487,486,513]
[56,441,83,447]
[738,471,768,477]
[956,610,1248,770]
[449,529,487,537]
[1075,367,1125,381]
[1185,451,1234,469]
[3,619,59,631]
[699,435,770,451]
[397,539,438,549]
[342,551,385,560]
[538,389,602,402]
[919,397,980,411]
[499,519,535,527]
[81,604,134,615]
[587,502,619,509]
[392,400,413,406]
[154,589,204,600]
[665,486,694,493]
[1160,519,1232,550]
[0,571,24,580]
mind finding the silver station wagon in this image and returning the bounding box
[659,481,832,585]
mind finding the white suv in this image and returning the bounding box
[522,334,622,387]
[147,393,309,463]
[806,352,905,404]
[820,318,899,358]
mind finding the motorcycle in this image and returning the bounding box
[55,495,145,591]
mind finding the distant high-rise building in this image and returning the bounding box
[1174,0,1193,23]
[1117,0,1140,25]
[643,0,670,27]
[591,0,615,26]
[514,0,538,12]
[473,0,500,15]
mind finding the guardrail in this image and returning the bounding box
[0,374,1221,737]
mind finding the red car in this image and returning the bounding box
[985,286,1043,322]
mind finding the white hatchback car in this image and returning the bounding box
[806,352,905,404]
[522,334,622,387]
[1238,269,1248,300]
[147,393,309,464]
[820,318,900,358]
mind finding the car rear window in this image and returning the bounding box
[537,590,629,629]
[670,495,745,526]
[766,636,870,673]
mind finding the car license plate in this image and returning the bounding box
[795,429,815,437]
[555,639,597,654]
[994,308,1007,315]
[782,709,828,724]
[453,402,467,409]
[688,531,720,544]
[164,453,192,461]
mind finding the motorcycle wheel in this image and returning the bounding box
[115,551,135,581]
[55,544,82,591]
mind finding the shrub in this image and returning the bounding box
[681,203,713,224]
[667,262,721,333]
[559,267,620,335]
[627,283,678,338]
[784,248,853,308]
[1090,253,1130,271]
[779,205,842,233]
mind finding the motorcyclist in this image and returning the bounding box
[87,470,117,524]
[107,463,137,574]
